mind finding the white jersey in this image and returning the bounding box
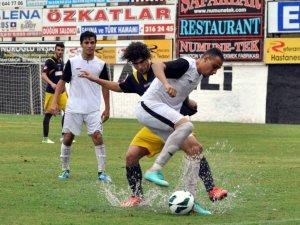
[64,55,107,114]
[140,57,203,112]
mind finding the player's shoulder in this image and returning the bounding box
[93,55,105,63]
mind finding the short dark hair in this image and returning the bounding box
[202,48,224,61]
[80,31,97,44]
[121,42,151,62]
[55,43,65,49]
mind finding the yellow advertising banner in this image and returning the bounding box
[96,39,173,64]
[144,39,173,63]
[265,38,300,64]
[96,40,117,64]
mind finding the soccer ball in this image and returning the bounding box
[168,190,195,215]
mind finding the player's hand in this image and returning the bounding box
[51,83,57,90]
[79,71,96,82]
[101,109,110,123]
[50,103,59,116]
[165,83,176,97]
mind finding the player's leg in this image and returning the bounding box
[137,101,193,186]
[57,91,74,143]
[121,145,148,207]
[181,135,228,202]
[42,92,54,144]
[121,127,165,207]
[86,111,111,182]
[58,112,80,179]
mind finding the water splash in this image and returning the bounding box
[96,140,253,215]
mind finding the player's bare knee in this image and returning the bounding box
[63,133,74,146]
[186,143,202,160]
[92,131,103,145]
[125,152,139,167]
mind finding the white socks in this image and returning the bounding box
[60,143,71,170]
[153,122,194,169]
[95,144,106,172]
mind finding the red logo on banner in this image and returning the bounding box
[267,41,285,53]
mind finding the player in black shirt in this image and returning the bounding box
[42,43,66,144]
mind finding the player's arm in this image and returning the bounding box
[50,60,70,115]
[152,58,190,97]
[151,62,177,97]
[100,64,110,123]
[79,70,122,92]
[50,79,66,115]
[41,60,56,89]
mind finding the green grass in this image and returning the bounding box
[0,114,300,225]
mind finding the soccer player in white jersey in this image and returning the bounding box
[50,31,111,182]
[136,48,224,203]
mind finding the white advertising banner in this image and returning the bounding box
[42,5,176,36]
[109,64,268,123]
[0,9,42,37]
[268,1,300,33]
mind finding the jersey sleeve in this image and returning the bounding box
[99,63,109,80]
[61,60,72,83]
[119,74,138,93]
[164,58,190,79]
[42,59,53,75]
[180,101,198,116]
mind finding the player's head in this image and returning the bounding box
[198,48,224,77]
[54,43,65,59]
[80,31,97,44]
[122,42,151,74]
[80,31,97,57]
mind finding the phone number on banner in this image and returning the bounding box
[0,0,24,7]
[144,24,174,34]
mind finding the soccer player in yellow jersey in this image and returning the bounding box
[42,43,67,144]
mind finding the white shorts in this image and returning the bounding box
[62,111,103,136]
[136,101,183,141]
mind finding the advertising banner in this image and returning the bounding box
[178,39,262,61]
[265,38,300,64]
[0,43,56,63]
[42,5,176,36]
[26,0,129,7]
[179,0,263,16]
[178,17,262,39]
[177,0,264,61]
[268,1,300,33]
[0,9,42,37]
[64,39,173,64]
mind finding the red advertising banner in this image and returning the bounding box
[177,39,263,61]
[178,0,264,17]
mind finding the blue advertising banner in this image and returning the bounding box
[81,25,140,35]
[178,17,262,38]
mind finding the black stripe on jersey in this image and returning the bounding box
[99,63,109,80]
[164,58,190,79]
[141,101,175,129]
[62,60,72,83]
